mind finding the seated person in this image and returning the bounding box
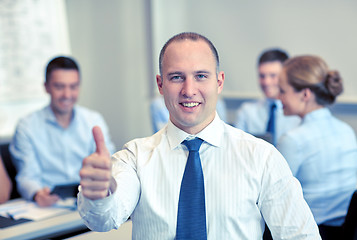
[235,49,300,145]
[277,55,357,239]
[10,56,115,207]
[150,95,227,133]
[0,154,12,204]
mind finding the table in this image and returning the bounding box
[0,200,88,240]
[66,220,132,240]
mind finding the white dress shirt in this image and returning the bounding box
[78,114,320,240]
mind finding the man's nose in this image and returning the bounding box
[63,87,71,98]
[181,77,196,97]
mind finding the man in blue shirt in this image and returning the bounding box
[10,56,115,207]
[235,49,300,145]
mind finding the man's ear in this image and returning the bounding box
[44,82,50,94]
[217,71,225,94]
[156,75,164,95]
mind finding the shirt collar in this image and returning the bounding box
[166,112,224,150]
[44,105,77,125]
[266,98,283,109]
[303,107,331,123]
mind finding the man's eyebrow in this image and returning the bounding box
[167,71,184,76]
[195,70,210,74]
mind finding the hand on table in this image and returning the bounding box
[34,187,60,207]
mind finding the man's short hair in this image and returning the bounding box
[159,32,220,75]
[258,49,289,66]
[45,56,80,83]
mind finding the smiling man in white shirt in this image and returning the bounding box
[78,32,320,239]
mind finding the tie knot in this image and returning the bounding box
[182,138,204,152]
[270,102,277,110]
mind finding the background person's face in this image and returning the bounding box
[278,70,305,117]
[157,39,224,134]
[45,69,80,116]
[258,61,283,99]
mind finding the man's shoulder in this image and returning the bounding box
[74,105,105,122]
[225,123,268,143]
[17,106,47,126]
[75,105,101,116]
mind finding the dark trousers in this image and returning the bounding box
[263,224,273,240]
[319,224,343,240]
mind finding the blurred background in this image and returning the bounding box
[1,0,357,149]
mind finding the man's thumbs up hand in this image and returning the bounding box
[93,125,110,157]
[80,126,112,200]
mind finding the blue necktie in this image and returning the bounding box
[176,138,207,240]
[266,102,277,145]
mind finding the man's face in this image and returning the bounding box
[156,39,224,134]
[258,61,283,99]
[45,69,80,116]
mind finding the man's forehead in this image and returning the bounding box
[163,40,214,63]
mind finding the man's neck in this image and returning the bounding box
[56,113,72,128]
[51,108,73,129]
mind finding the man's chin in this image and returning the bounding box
[264,92,279,99]
[54,107,74,115]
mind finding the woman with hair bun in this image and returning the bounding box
[277,55,357,239]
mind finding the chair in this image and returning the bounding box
[0,143,21,199]
[342,190,357,240]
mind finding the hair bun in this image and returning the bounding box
[325,70,343,97]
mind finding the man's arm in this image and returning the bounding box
[78,126,140,232]
[9,121,58,204]
[0,156,12,203]
[259,147,321,239]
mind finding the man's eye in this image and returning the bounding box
[54,85,64,90]
[196,74,207,80]
[170,76,183,81]
[70,84,79,90]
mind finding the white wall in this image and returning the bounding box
[152,0,357,102]
[66,0,153,149]
[65,0,357,148]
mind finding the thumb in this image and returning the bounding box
[92,126,110,156]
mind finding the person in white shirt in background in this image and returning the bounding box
[77,32,320,239]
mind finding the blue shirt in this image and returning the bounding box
[150,96,227,133]
[235,99,300,143]
[10,105,115,200]
[277,108,357,226]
